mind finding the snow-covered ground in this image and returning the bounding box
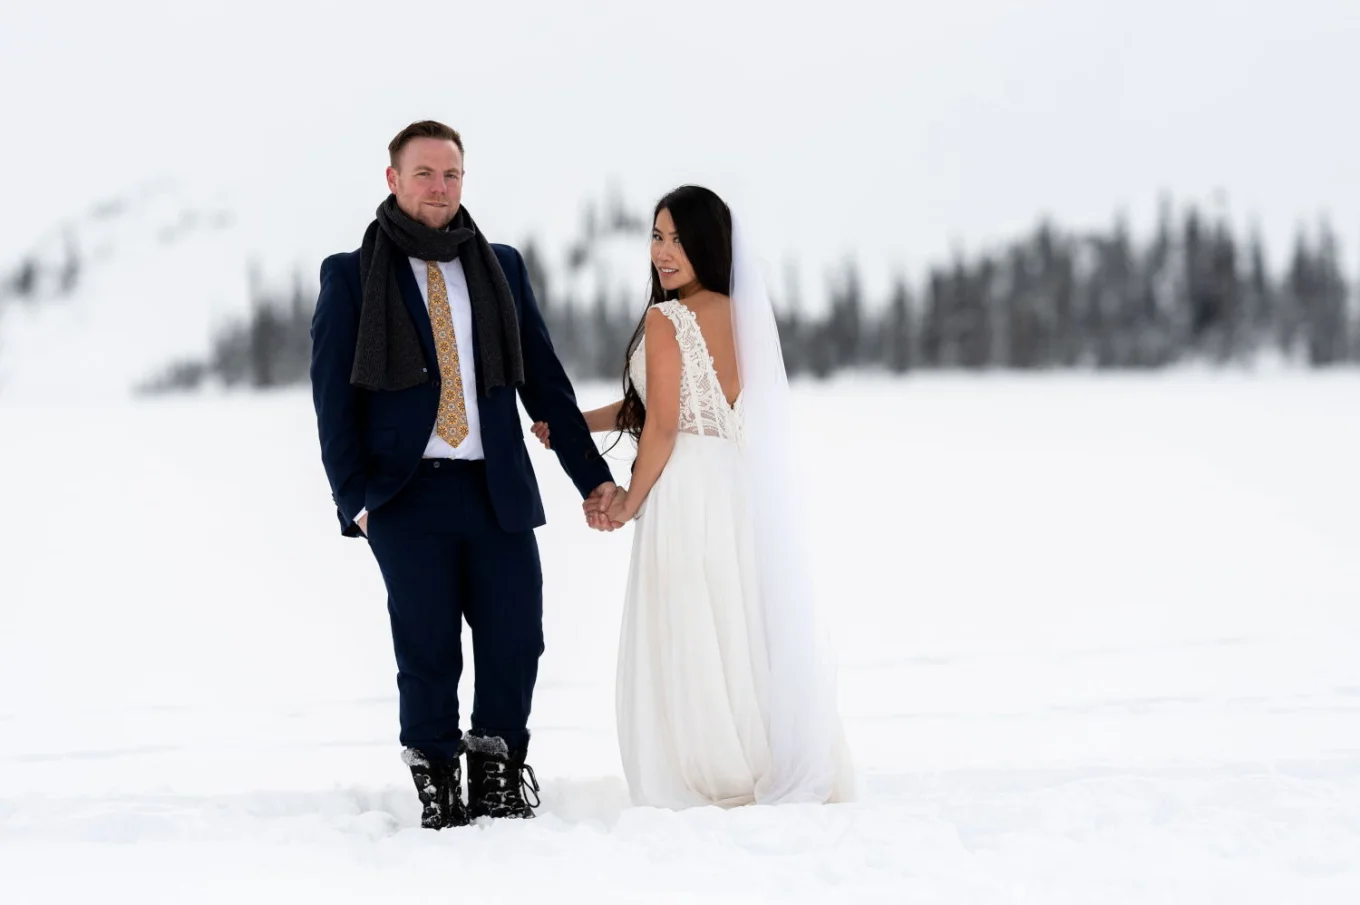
[2,374,1359,903]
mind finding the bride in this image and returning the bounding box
[535,185,854,808]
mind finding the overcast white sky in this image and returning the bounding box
[4,0,1359,305]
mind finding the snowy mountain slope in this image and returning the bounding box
[0,184,248,399]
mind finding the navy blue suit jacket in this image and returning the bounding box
[309,242,612,537]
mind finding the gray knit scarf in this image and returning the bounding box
[351,195,524,394]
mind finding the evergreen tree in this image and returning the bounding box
[883,276,913,373]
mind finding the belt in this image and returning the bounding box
[418,457,486,472]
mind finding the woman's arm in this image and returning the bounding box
[611,309,680,522]
[581,399,624,433]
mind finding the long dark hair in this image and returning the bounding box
[611,185,732,449]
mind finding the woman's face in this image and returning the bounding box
[651,208,699,294]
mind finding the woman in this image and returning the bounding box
[536,185,854,808]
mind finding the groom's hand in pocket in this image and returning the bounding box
[356,513,369,536]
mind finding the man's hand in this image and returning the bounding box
[530,421,550,450]
[356,512,369,536]
[583,481,621,531]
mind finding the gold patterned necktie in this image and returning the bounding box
[425,261,470,447]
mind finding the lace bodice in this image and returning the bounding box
[628,300,743,442]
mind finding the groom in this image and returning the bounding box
[310,120,617,829]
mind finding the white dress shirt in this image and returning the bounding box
[410,256,484,461]
[354,257,484,526]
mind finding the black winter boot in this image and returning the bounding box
[464,732,541,820]
[403,747,470,829]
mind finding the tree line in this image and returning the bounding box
[40,194,1350,393]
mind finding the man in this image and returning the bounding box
[310,120,617,829]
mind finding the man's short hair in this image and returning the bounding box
[388,121,464,167]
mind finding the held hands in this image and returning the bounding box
[538,424,631,531]
[584,481,632,531]
[357,480,621,535]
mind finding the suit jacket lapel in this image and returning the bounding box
[393,256,438,367]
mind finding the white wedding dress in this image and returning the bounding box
[615,299,855,809]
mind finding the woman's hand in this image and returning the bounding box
[605,487,634,526]
[530,421,550,449]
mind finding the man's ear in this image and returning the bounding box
[385,166,399,194]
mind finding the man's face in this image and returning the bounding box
[386,137,464,229]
